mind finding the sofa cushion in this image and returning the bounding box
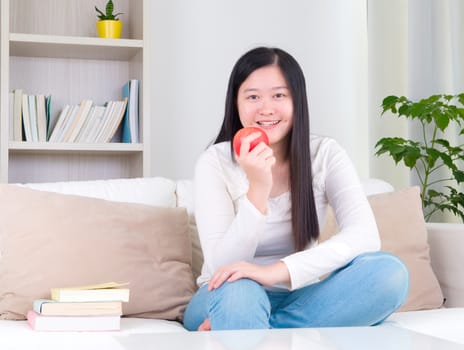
[386,308,464,344]
[321,186,444,312]
[426,223,464,307]
[21,177,177,208]
[0,185,196,321]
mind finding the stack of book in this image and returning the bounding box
[27,282,129,331]
[48,98,128,143]
[9,89,51,142]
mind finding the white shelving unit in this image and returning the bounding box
[0,0,150,183]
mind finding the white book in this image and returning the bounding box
[27,310,120,332]
[9,92,14,141]
[28,95,39,142]
[101,99,128,143]
[13,89,23,141]
[129,79,139,142]
[93,101,116,143]
[85,105,109,143]
[21,94,32,142]
[65,99,93,143]
[77,105,106,143]
[48,105,70,142]
[55,105,79,143]
[35,94,47,142]
[74,105,97,143]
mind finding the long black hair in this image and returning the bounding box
[214,47,319,250]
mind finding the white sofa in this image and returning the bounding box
[0,177,463,348]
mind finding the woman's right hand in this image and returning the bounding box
[236,132,275,214]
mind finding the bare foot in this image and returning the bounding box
[198,318,211,331]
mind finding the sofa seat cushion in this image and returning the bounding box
[385,308,464,344]
[0,185,196,321]
[0,318,186,349]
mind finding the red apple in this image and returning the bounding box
[233,127,269,156]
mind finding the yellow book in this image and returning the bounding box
[50,282,130,303]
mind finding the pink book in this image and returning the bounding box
[27,310,120,332]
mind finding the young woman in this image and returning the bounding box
[183,47,409,331]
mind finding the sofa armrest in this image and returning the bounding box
[426,223,464,307]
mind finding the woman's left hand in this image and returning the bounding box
[208,261,290,291]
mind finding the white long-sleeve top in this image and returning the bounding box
[194,134,380,290]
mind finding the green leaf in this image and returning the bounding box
[106,0,114,17]
[425,148,441,168]
[403,146,421,168]
[457,93,464,106]
[433,111,450,131]
[434,138,450,148]
[453,170,464,183]
[409,103,426,118]
[439,152,457,171]
[427,189,442,198]
[398,104,411,117]
[381,95,400,114]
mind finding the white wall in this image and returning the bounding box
[367,0,410,190]
[148,0,368,180]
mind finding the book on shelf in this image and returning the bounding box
[28,94,39,142]
[48,105,70,143]
[74,105,98,142]
[21,94,32,141]
[33,299,122,316]
[91,99,128,143]
[103,98,128,143]
[27,310,121,332]
[12,89,23,141]
[45,95,52,140]
[62,99,93,143]
[51,282,130,303]
[9,92,14,141]
[89,101,116,143]
[78,105,107,143]
[121,79,140,143]
[52,104,80,143]
[36,94,48,142]
[13,90,52,142]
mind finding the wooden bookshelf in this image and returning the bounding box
[0,0,150,183]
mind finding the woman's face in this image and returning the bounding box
[237,65,294,149]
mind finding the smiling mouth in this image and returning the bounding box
[257,120,279,126]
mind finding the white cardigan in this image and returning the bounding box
[194,134,380,290]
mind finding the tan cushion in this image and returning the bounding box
[320,186,444,312]
[175,180,203,282]
[0,185,196,321]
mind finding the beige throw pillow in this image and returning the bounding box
[320,186,444,312]
[0,185,196,321]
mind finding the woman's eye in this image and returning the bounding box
[274,93,286,99]
[247,95,259,100]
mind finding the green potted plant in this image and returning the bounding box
[95,0,123,39]
[374,94,464,222]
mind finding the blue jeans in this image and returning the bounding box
[183,251,409,330]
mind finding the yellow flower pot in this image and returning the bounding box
[96,20,123,39]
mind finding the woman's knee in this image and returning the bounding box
[210,279,270,314]
[354,251,410,308]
